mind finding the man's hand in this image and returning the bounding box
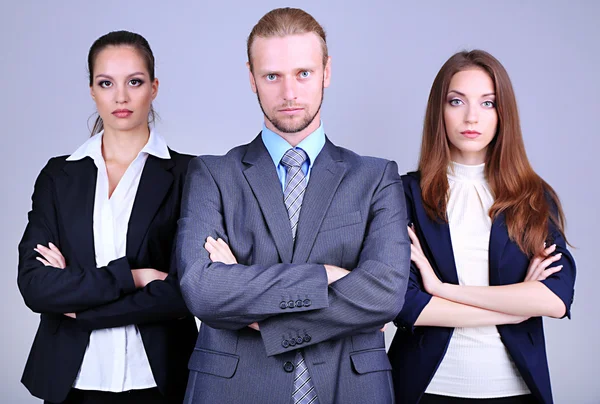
[205,237,238,264]
[324,265,350,285]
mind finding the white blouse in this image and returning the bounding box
[66,130,170,391]
[425,161,530,398]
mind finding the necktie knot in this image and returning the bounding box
[281,148,308,169]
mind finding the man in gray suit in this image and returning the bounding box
[177,7,410,404]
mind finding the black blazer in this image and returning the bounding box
[388,172,576,404]
[18,150,198,403]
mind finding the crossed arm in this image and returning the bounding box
[177,158,409,355]
[407,226,571,329]
[18,166,189,330]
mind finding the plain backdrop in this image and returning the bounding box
[1,1,598,403]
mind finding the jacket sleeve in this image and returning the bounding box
[258,161,411,356]
[177,157,330,329]
[17,162,136,314]
[393,177,433,333]
[540,215,576,319]
[74,273,191,330]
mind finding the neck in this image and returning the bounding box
[265,113,321,147]
[450,148,487,165]
[102,126,150,164]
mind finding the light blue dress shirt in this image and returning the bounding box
[260,122,326,191]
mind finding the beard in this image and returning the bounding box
[256,84,324,134]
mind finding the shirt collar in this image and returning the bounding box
[261,122,325,168]
[66,129,170,162]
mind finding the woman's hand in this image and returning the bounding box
[205,237,238,264]
[408,226,443,296]
[524,244,563,282]
[131,268,168,288]
[34,242,66,269]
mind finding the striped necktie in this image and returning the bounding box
[281,148,319,404]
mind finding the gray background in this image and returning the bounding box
[1,1,598,402]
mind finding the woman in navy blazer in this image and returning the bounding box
[389,50,575,404]
[17,31,197,403]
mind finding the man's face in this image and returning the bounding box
[248,33,331,145]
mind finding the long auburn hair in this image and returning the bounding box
[418,50,566,257]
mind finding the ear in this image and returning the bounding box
[151,78,159,100]
[247,61,257,94]
[90,85,96,101]
[323,56,332,89]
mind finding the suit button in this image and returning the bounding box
[303,334,311,343]
[303,299,311,307]
[296,336,304,345]
[295,299,303,307]
[282,339,290,348]
[289,338,296,346]
[283,361,294,373]
[287,300,295,308]
[280,301,287,309]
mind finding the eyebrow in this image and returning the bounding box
[94,72,147,80]
[448,90,495,97]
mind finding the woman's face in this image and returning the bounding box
[90,45,158,135]
[444,68,498,165]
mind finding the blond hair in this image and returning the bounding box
[247,7,328,71]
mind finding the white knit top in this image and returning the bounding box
[425,161,530,398]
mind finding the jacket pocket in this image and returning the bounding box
[349,348,392,374]
[188,348,240,378]
[319,210,362,232]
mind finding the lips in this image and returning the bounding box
[461,130,481,139]
[112,109,133,118]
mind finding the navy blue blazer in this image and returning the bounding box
[388,171,576,404]
[17,151,198,403]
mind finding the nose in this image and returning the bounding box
[281,76,298,101]
[465,104,478,124]
[115,84,129,104]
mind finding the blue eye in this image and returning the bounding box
[449,98,463,106]
[129,78,144,86]
[299,71,311,78]
[482,100,496,108]
[266,74,277,81]
[99,80,112,88]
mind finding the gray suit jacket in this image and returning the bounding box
[177,135,410,404]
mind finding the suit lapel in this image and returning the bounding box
[126,155,174,260]
[489,212,509,286]
[243,135,294,263]
[60,158,97,267]
[409,175,459,284]
[292,139,347,263]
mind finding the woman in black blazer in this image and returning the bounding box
[17,31,197,403]
[388,50,575,404]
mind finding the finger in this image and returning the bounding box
[407,227,424,253]
[537,265,563,281]
[48,243,66,267]
[525,256,543,281]
[538,253,562,270]
[542,244,557,256]
[204,241,215,253]
[35,249,60,267]
[36,257,52,266]
[36,245,63,264]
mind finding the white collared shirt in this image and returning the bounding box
[66,130,170,391]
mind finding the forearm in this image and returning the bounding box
[75,274,190,330]
[259,258,409,356]
[415,296,526,327]
[179,259,330,322]
[18,256,136,314]
[435,281,566,318]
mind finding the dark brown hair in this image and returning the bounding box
[418,49,567,257]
